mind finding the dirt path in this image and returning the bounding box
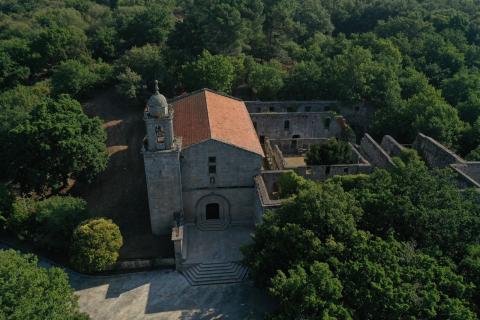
[71,89,172,259]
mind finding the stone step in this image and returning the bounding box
[197,222,228,231]
[181,262,249,286]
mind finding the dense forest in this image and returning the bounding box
[1,0,480,319]
[2,0,480,162]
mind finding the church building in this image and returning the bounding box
[142,84,264,236]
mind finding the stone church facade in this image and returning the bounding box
[142,85,264,236]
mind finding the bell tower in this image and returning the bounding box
[145,80,174,151]
[143,81,183,235]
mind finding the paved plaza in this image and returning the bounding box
[71,269,272,320]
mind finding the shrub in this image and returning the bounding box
[305,139,353,165]
[8,197,37,240]
[70,218,123,273]
[52,59,113,98]
[277,171,313,199]
[35,196,89,252]
[0,249,88,319]
[7,196,89,252]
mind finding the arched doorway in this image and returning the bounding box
[206,203,220,220]
[195,193,231,229]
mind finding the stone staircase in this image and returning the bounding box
[197,220,229,231]
[181,262,249,286]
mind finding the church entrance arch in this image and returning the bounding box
[206,203,220,220]
[195,193,230,227]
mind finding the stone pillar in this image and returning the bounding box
[171,226,184,270]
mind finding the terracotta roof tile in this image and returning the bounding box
[172,89,264,156]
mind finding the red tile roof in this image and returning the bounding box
[172,89,264,156]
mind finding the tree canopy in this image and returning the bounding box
[0,249,88,320]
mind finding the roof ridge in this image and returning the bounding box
[203,90,212,140]
[170,88,243,103]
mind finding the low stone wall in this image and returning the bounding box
[254,174,284,222]
[452,162,480,186]
[108,258,175,271]
[381,135,405,157]
[412,133,465,168]
[360,134,395,169]
[295,164,372,181]
[450,164,480,188]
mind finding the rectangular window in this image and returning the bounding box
[209,156,216,163]
[269,107,275,112]
[209,165,216,174]
[284,120,290,130]
[305,106,311,112]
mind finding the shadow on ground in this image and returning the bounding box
[70,268,274,320]
[69,89,173,259]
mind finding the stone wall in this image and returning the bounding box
[360,134,395,169]
[180,140,263,225]
[253,175,283,224]
[250,112,344,140]
[412,133,465,168]
[381,135,405,157]
[268,137,330,155]
[450,164,480,188]
[245,100,374,132]
[143,148,184,235]
[295,164,372,181]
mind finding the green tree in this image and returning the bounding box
[7,95,108,193]
[169,0,264,59]
[70,218,123,273]
[305,139,353,165]
[35,196,90,252]
[404,86,463,145]
[282,60,324,99]
[119,3,174,49]
[115,67,142,100]
[442,69,480,107]
[0,249,88,320]
[115,44,166,97]
[457,93,480,124]
[52,59,113,98]
[247,60,285,99]
[270,262,351,320]
[31,25,87,70]
[181,50,236,94]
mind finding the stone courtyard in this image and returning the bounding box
[72,269,272,320]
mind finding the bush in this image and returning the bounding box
[0,249,88,320]
[70,218,123,273]
[8,197,37,240]
[52,59,113,98]
[305,139,353,165]
[35,196,89,252]
[7,196,89,252]
[277,171,313,199]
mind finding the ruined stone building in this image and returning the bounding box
[142,86,479,285]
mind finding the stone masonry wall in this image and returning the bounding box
[250,112,343,140]
[381,135,405,157]
[180,140,263,225]
[412,133,465,168]
[360,134,395,169]
[143,148,183,235]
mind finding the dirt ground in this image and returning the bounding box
[71,89,173,259]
